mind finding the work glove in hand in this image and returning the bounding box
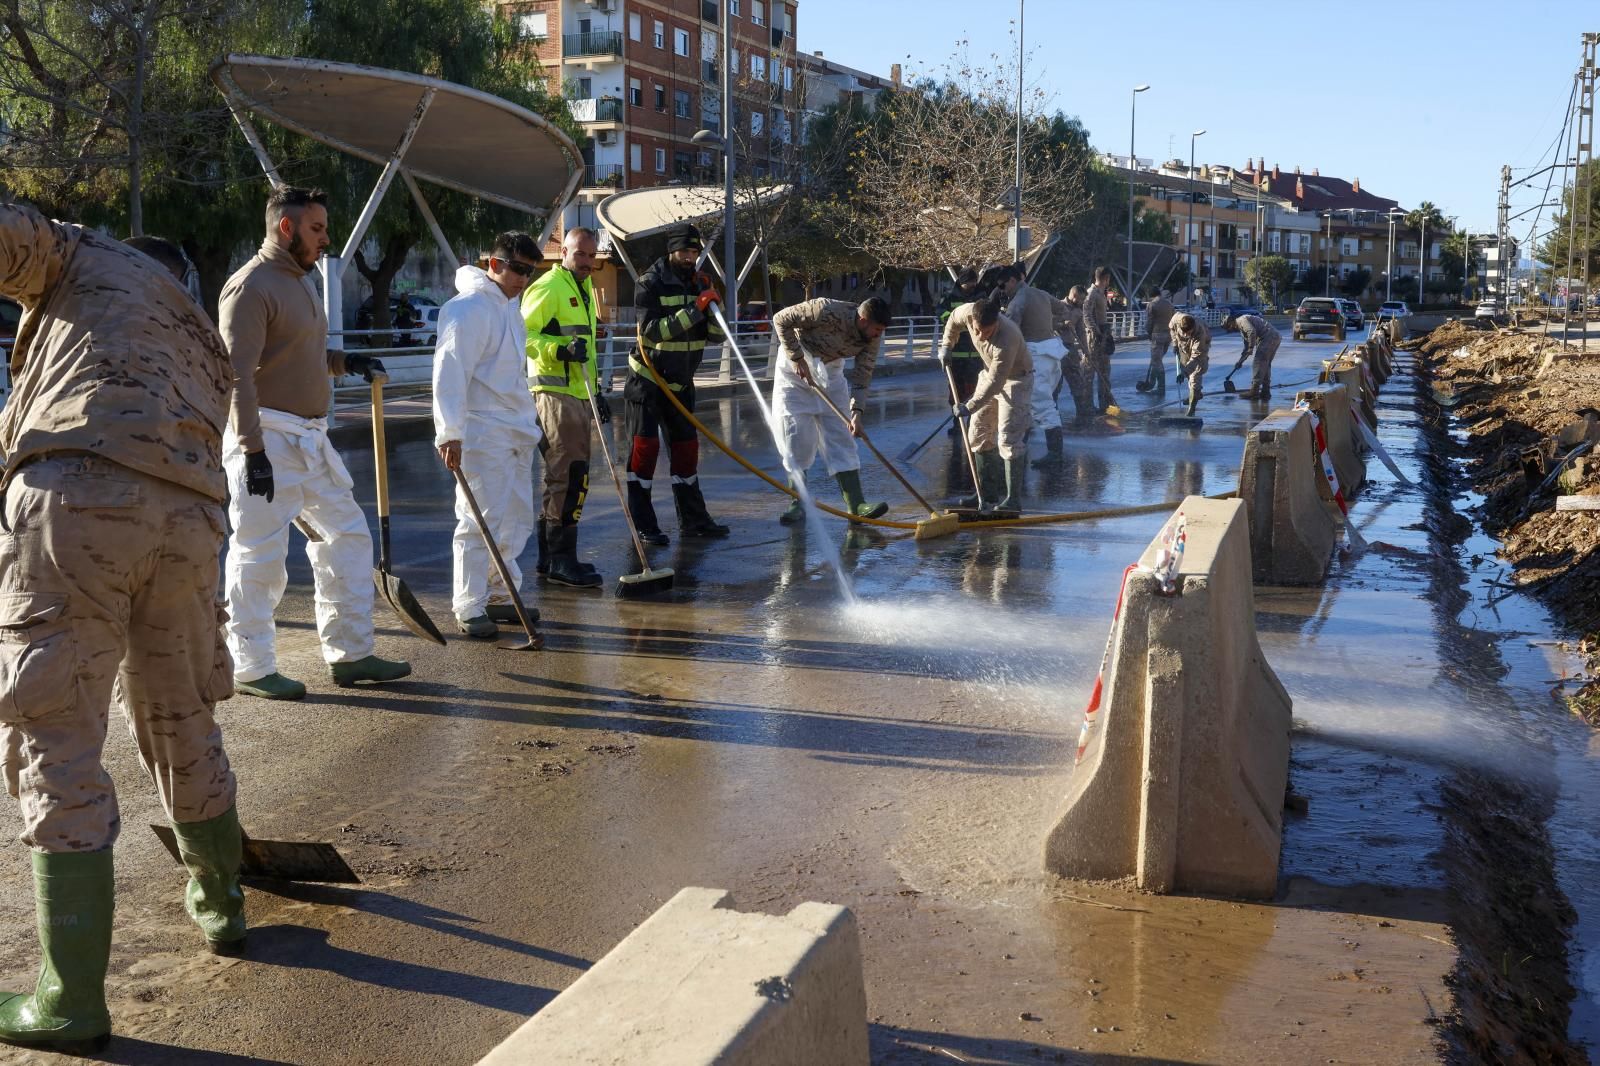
[558,336,590,364]
[244,449,275,503]
[595,394,612,425]
[952,402,970,419]
[937,345,950,367]
[695,288,720,313]
[346,353,386,382]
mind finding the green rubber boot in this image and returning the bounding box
[0,849,114,1053]
[235,672,305,701]
[170,806,246,954]
[996,454,1026,513]
[330,655,412,687]
[835,469,888,520]
[779,483,806,526]
[973,450,1007,511]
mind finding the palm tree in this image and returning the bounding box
[1404,201,1447,238]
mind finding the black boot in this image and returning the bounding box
[627,478,668,547]
[535,518,549,577]
[1030,427,1064,469]
[672,478,730,538]
[547,524,602,589]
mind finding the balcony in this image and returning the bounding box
[585,163,624,188]
[567,97,623,126]
[563,31,622,63]
[701,0,719,22]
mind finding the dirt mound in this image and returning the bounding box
[1413,323,1600,717]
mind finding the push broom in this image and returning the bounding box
[583,377,674,597]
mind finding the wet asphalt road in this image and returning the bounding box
[2,330,1598,1064]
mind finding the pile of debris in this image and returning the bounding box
[1408,321,1600,718]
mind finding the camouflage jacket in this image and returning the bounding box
[1084,283,1111,333]
[773,298,881,394]
[1171,314,1212,362]
[1146,296,1175,335]
[1235,314,1279,356]
[0,203,229,501]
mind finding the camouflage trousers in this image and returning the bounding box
[969,374,1034,460]
[0,455,236,853]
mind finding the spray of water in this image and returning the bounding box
[710,305,855,603]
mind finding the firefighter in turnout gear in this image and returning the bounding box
[625,224,729,545]
[522,227,605,589]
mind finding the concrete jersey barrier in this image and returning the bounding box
[1294,384,1364,500]
[475,887,869,1066]
[1237,409,1338,585]
[1322,359,1376,431]
[1044,497,1293,898]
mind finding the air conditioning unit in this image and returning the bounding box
[596,129,618,146]
[587,0,613,10]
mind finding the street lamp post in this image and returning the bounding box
[1012,0,1025,264]
[690,126,735,313]
[1186,128,1205,301]
[1385,208,1403,301]
[1418,215,1427,310]
[1323,211,1333,297]
[1127,84,1149,305]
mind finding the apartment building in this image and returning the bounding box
[506,0,800,305]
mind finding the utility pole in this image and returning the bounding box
[1127,84,1149,305]
[1324,211,1333,297]
[1498,164,1511,305]
[1577,33,1596,351]
[722,0,736,313]
[1012,0,1025,265]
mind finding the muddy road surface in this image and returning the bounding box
[1,330,1596,1065]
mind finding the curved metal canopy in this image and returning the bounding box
[210,53,583,216]
[596,183,792,244]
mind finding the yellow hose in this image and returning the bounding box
[631,338,1233,532]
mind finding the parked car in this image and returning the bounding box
[1223,304,1263,319]
[736,301,772,334]
[1292,297,1347,342]
[355,295,430,348]
[1474,300,1500,321]
[1376,301,1411,322]
[1337,298,1365,331]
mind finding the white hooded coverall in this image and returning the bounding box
[432,266,543,619]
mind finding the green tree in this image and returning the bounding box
[1340,267,1372,299]
[1538,159,1600,284]
[1244,255,1293,308]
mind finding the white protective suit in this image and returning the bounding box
[432,266,543,618]
[771,354,859,475]
[224,408,374,680]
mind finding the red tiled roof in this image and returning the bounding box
[1239,167,1400,213]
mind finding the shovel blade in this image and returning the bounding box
[373,569,445,645]
[150,824,360,884]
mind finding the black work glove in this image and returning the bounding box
[345,353,386,382]
[557,336,590,364]
[595,394,612,424]
[244,449,275,503]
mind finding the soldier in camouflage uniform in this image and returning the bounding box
[0,204,247,1053]
[1083,266,1118,413]
[1221,311,1282,401]
[1171,312,1212,416]
[771,297,893,523]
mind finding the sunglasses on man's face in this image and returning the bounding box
[495,258,537,277]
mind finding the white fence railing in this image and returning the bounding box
[332,316,944,398]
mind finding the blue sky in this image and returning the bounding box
[797,0,1595,246]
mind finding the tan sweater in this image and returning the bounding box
[944,303,1032,410]
[1004,283,1061,343]
[220,240,348,450]
[0,203,230,501]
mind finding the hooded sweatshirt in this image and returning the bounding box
[432,265,541,448]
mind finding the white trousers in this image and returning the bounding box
[771,356,860,476]
[452,435,537,617]
[223,410,375,680]
[1027,338,1066,430]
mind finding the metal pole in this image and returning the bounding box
[1419,216,1427,310]
[1013,0,1025,264]
[1186,132,1201,299]
[723,0,737,314]
[1324,212,1332,297]
[1127,84,1147,305]
[1386,213,1395,301]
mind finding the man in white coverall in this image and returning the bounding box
[433,232,543,638]
[770,297,893,524]
[220,186,410,700]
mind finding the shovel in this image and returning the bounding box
[369,374,445,645]
[583,380,674,597]
[450,467,543,650]
[805,372,959,540]
[150,824,358,884]
[896,412,954,463]
[1220,347,1252,393]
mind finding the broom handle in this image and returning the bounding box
[942,361,984,502]
[370,373,392,571]
[584,379,653,573]
[807,375,940,514]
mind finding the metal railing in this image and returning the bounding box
[569,97,623,123]
[562,31,622,58]
[585,163,624,187]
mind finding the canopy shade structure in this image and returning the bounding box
[595,183,791,289]
[915,205,1058,284]
[210,53,584,352]
[210,53,583,218]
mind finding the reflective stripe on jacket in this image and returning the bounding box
[521,266,598,399]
